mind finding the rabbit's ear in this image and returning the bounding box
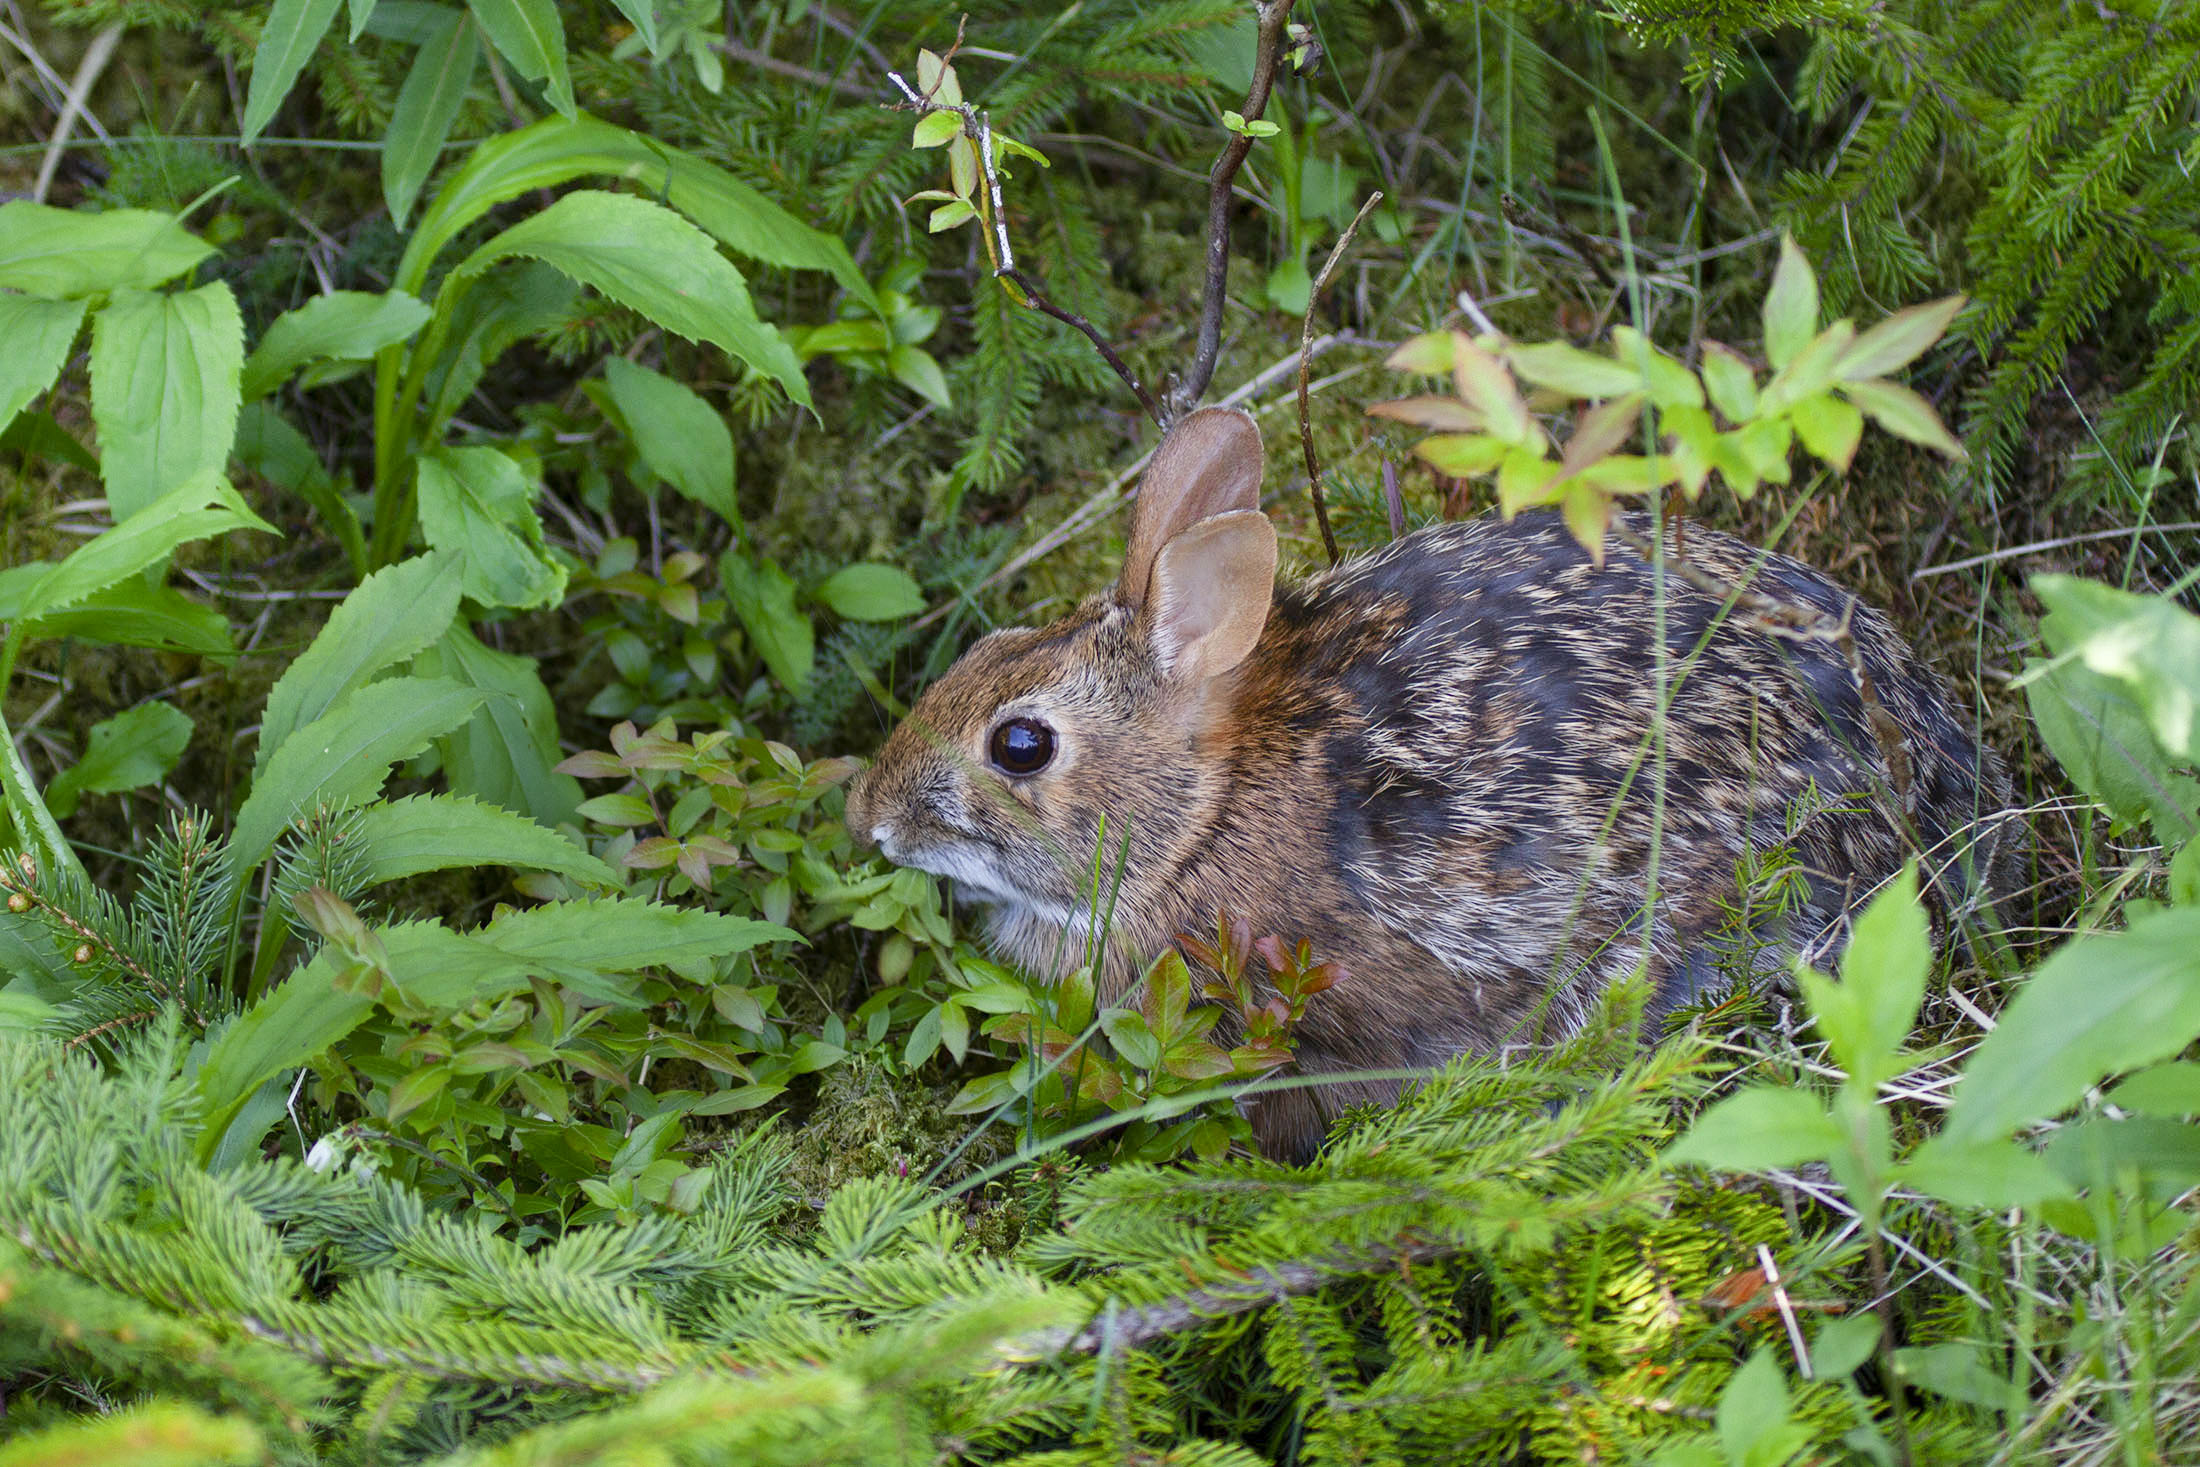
[1146,510,1277,681]
[1119,407,1264,610]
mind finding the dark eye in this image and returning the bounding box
[988,716,1056,776]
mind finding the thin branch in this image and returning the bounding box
[719,39,873,98]
[1298,192,1383,565]
[1170,0,1299,420]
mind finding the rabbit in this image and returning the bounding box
[846,406,2015,1161]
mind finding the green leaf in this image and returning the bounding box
[1265,257,1312,315]
[1945,905,2200,1143]
[12,471,272,627]
[2024,649,2200,839]
[1899,1135,2073,1210]
[417,261,577,433]
[465,0,573,114]
[241,0,346,142]
[1699,343,1758,423]
[1789,392,1864,474]
[242,289,430,400]
[814,563,924,621]
[944,1068,1020,1116]
[415,444,567,610]
[445,190,810,409]
[1762,234,1818,370]
[912,111,962,148]
[722,551,814,695]
[0,408,98,471]
[2034,575,2200,767]
[89,284,245,521]
[234,400,366,574]
[383,6,480,227]
[2044,1115,2200,1187]
[257,551,464,776]
[602,357,736,522]
[0,202,214,299]
[1893,1344,2007,1411]
[0,567,233,659]
[412,623,581,825]
[1664,1086,1840,1172]
[0,295,87,434]
[1797,866,1926,1090]
[886,343,950,408]
[399,114,875,314]
[1718,1350,1807,1467]
[385,1064,450,1124]
[230,676,486,876]
[478,898,797,974]
[2108,1060,2200,1117]
[1101,1010,1161,1071]
[348,0,379,39]
[1609,327,1704,410]
[1837,377,1965,460]
[1836,295,1965,381]
[353,793,618,887]
[1810,1314,1883,1380]
[43,702,192,819]
[606,0,657,50]
[1413,433,1509,477]
[1508,339,1644,399]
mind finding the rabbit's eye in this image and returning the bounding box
[989,717,1056,776]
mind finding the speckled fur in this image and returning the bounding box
[848,507,2014,1161]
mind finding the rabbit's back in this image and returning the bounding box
[1226,509,2009,1057]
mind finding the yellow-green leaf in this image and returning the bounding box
[1837,294,1966,381]
[1414,433,1508,477]
[1762,233,1818,370]
[1840,377,1966,460]
[1699,342,1758,423]
[1790,392,1865,473]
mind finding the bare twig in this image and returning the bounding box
[1381,459,1405,541]
[1170,0,1299,420]
[719,39,873,97]
[33,22,120,204]
[1911,520,2200,579]
[1298,191,1383,565]
[886,57,1164,427]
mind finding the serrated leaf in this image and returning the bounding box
[242,0,345,142]
[89,283,244,521]
[814,563,924,621]
[0,571,233,658]
[231,676,487,876]
[383,7,480,227]
[242,289,430,400]
[446,190,811,410]
[1790,392,1864,473]
[1836,295,1965,381]
[1762,234,1818,370]
[603,356,736,521]
[479,898,798,972]
[0,295,87,434]
[0,202,216,298]
[414,623,580,825]
[44,702,192,818]
[13,471,272,627]
[416,444,567,610]
[257,551,464,775]
[353,794,618,887]
[1665,1085,1840,1171]
[1839,377,1966,460]
[466,0,572,114]
[722,551,813,695]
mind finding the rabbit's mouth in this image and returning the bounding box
[879,835,1080,928]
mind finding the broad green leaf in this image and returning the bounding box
[1810,1314,1884,1380]
[89,283,245,521]
[241,0,346,143]
[466,0,573,114]
[2108,1060,2200,1117]
[0,295,87,432]
[348,0,379,38]
[479,898,797,973]
[0,565,233,658]
[1789,392,1863,474]
[355,795,617,887]
[1758,320,1854,412]
[722,551,814,695]
[1414,433,1508,477]
[1836,295,1965,381]
[257,551,464,776]
[1796,865,1925,1089]
[399,116,876,312]
[1893,1344,2011,1411]
[1265,257,1312,315]
[1762,234,1818,370]
[1664,1085,1840,1171]
[413,623,581,825]
[1509,339,1646,399]
[383,6,480,227]
[230,676,486,876]
[1945,905,2200,1143]
[912,111,962,148]
[1386,332,1454,375]
[602,356,736,521]
[1717,1350,1809,1467]
[814,563,924,621]
[445,190,811,409]
[0,202,213,298]
[606,0,657,50]
[1837,377,1965,460]
[417,260,577,432]
[944,1068,1020,1116]
[2024,652,2200,839]
[234,400,366,574]
[887,343,950,408]
[242,289,430,399]
[1101,1009,1160,1071]
[416,445,566,611]
[44,702,192,818]
[1699,343,1758,423]
[2034,575,2200,766]
[1899,1135,2073,1209]
[1610,326,1704,410]
[13,471,273,626]
[2043,1115,2200,1188]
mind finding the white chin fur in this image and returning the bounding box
[891,842,1081,932]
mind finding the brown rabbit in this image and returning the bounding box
[846,407,2012,1160]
